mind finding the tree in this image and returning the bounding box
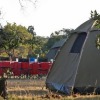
[19,0,38,8]
[27,26,48,57]
[27,25,36,50]
[90,10,100,29]
[46,28,74,50]
[28,25,36,36]
[90,10,100,19]
[90,10,100,49]
[0,22,32,60]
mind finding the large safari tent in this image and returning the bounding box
[46,19,100,94]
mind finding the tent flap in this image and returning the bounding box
[46,82,72,95]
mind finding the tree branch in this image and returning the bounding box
[19,0,24,8]
[19,0,38,8]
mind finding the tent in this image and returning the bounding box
[46,19,100,95]
[46,39,66,61]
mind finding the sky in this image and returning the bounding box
[0,0,100,37]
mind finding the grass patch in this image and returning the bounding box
[6,79,100,100]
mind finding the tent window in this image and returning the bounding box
[70,32,87,53]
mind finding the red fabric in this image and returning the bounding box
[1,61,10,68]
[30,62,39,75]
[10,62,15,69]
[0,68,3,76]
[12,62,22,76]
[21,62,29,69]
[0,62,3,67]
[38,62,52,75]
[0,61,11,76]
[0,61,52,76]
[20,62,29,75]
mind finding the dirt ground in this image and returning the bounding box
[7,77,48,96]
[6,77,69,99]
[6,78,100,100]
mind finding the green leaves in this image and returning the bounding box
[0,22,32,56]
[90,10,100,28]
[96,35,100,49]
[0,22,74,59]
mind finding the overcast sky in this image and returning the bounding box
[0,0,100,36]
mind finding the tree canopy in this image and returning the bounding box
[0,23,32,58]
[0,21,73,60]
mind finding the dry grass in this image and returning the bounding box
[5,78,100,100]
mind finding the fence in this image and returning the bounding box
[0,61,52,78]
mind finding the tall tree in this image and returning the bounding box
[90,10,99,19]
[0,22,32,60]
[28,25,36,36]
[27,25,36,50]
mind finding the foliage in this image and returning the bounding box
[28,25,36,36]
[27,36,48,58]
[46,28,74,50]
[0,23,32,58]
[96,35,100,49]
[0,21,74,59]
[91,10,100,49]
[90,10,100,28]
[90,10,99,19]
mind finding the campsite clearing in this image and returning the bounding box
[5,78,100,100]
[46,18,100,95]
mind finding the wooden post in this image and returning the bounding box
[0,77,8,99]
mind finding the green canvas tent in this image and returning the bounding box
[46,19,100,94]
[46,39,66,61]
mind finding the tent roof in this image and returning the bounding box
[46,18,100,95]
[74,19,96,33]
[51,39,66,49]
